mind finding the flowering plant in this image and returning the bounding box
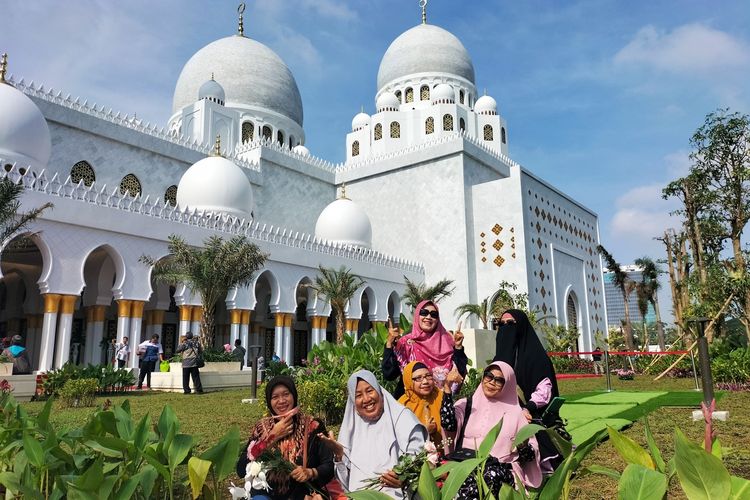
[224,343,233,353]
[614,368,635,380]
[361,442,441,495]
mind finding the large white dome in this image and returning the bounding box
[0,83,51,169]
[377,24,475,91]
[172,35,303,126]
[315,197,372,249]
[177,153,253,219]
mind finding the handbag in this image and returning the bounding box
[159,360,170,372]
[445,395,477,462]
[191,345,205,368]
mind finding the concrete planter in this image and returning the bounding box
[0,374,37,401]
[0,363,12,376]
[462,328,497,372]
[202,362,240,372]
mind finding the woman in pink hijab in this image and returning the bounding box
[440,361,542,496]
[381,300,468,398]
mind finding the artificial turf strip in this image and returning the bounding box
[569,418,632,445]
[561,403,638,427]
[574,391,667,404]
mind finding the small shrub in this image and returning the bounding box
[711,347,750,384]
[202,348,236,362]
[296,378,347,424]
[59,378,98,407]
[551,356,595,374]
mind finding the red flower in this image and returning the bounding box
[249,439,269,460]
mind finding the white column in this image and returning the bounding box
[54,295,77,368]
[116,300,131,344]
[179,306,192,336]
[129,301,145,369]
[229,309,241,346]
[274,313,289,362]
[38,294,61,372]
[190,306,202,340]
[27,314,43,370]
[89,318,105,365]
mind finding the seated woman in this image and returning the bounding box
[494,309,562,470]
[382,300,468,398]
[320,370,426,499]
[398,361,445,447]
[236,376,334,499]
[441,362,542,498]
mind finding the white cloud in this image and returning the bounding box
[614,23,750,74]
[300,0,357,21]
[663,150,691,177]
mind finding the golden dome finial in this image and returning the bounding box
[420,0,427,24]
[0,53,8,84]
[237,3,246,36]
[212,135,223,157]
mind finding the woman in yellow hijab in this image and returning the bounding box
[399,361,444,446]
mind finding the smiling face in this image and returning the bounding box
[411,367,435,397]
[418,303,439,334]
[355,379,384,422]
[269,384,294,415]
[481,367,506,399]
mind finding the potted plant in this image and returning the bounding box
[0,352,13,376]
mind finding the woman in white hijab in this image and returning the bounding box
[320,370,426,499]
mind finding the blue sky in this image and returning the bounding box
[4,0,750,271]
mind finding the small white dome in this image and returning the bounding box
[177,154,253,219]
[315,197,372,249]
[0,83,51,169]
[432,83,455,103]
[293,144,310,156]
[475,94,497,115]
[198,78,225,105]
[351,112,371,131]
[376,92,400,112]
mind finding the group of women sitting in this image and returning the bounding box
[236,301,561,499]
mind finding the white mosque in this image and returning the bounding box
[0,4,608,372]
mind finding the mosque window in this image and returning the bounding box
[459,118,466,132]
[459,90,465,104]
[390,121,400,138]
[164,185,178,206]
[262,126,272,141]
[119,173,142,197]
[395,90,402,103]
[352,140,360,157]
[484,124,494,141]
[241,121,254,143]
[374,123,383,141]
[566,293,578,331]
[443,114,454,131]
[277,130,284,145]
[420,85,430,101]
[70,161,96,187]
[425,117,434,135]
[501,127,507,144]
[405,88,414,103]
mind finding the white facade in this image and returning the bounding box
[0,13,607,371]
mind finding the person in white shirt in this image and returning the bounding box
[115,337,130,369]
[137,334,164,390]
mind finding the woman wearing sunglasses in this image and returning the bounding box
[382,300,468,398]
[439,362,542,497]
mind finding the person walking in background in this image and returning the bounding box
[232,338,247,369]
[176,332,203,395]
[137,334,164,390]
[106,338,117,366]
[115,337,130,369]
[592,346,604,375]
[257,355,266,381]
[7,334,32,375]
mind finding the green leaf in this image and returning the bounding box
[199,426,240,481]
[137,467,159,498]
[133,413,150,450]
[157,405,179,439]
[512,423,546,449]
[666,458,676,480]
[674,428,731,500]
[440,458,483,500]
[74,456,104,491]
[84,437,129,457]
[617,463,667,500]
[712,438,723,461]
[545,427,573,458]
[432,460,461,478]
[478,418,504,458]
[23,432,45,468]
[582,465,621,480]
[36,398,54,430]
[607,426,655,469]
[540,430,606,500]
[112,476,141,500]
[0,471,44,499]
[346,491,394,500]
[167,433,194,474]
[644,419,666,473]
[730,475,750,500]
[188,457,212,500]
[112,405,134,440]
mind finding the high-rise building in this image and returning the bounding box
[603,265,657,328]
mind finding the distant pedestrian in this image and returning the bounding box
[137,334,164,390]
[257,355,266,381]
[115,337,130,369]
[232,338,246,369]
[592,347,603,375]
[176,332,203,394]
[7,335,32,374]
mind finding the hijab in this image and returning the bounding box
[453,362,542,488]
[338,370,425,496]
[493,309,559,403]
[398,361,443,444]
[265,376,298,413]
[394,300,454,372]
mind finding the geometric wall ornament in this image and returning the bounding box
[480,232,486,238]
[482,257,487,262]
[481,248,487,253]
[492,223,502,235]
[537,254,544,265]
[480,241,486,247]
[511,252,516,259]
[493,255,505,267]
[493,239,503,250]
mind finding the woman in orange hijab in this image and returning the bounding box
[399,361,444,446]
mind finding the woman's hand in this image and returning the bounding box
[522,408,532,423]
[269,414,293,442]
[290,466,315,482]
[386,319,402,348]
[380,470,402,488]
[318,431,345,461]
[443,365,463,392]
[426,416,438,434]
[452,321,464,349]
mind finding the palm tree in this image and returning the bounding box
[309,266,365,344]
[455,297,492,329]
[635,281,650,350]
[141,234,267,349]
[635,256,666,350]
[0,177,53,243]
[597,245,636,350]
[403,276,455,310]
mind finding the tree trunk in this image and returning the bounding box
[730,230,750,343]
[653,299,666,350]
[642,321,649,350]
[622,293,634,350]
[335,308,345,344]
[200,304,216,350]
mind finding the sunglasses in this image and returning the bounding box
[483,373,506,385]
[419,308,439,319]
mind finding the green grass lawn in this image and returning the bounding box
[18,376,750,498]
